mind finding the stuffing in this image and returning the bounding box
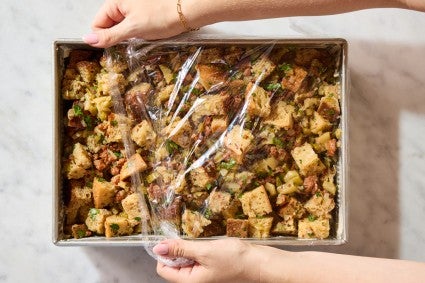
[271,215,297,235]
[155,84,175,106]
[190,166,214,189]
[92,177,117,208]
[104,215,133,238]
[240,185,273,218]
[71,224,91,239]
[66,182,93,224]
[93,96,112,121]
[281,65,308,93]
[121,193,148,226]
[304,191,335,219]
[85,208,112,234]
[248,217,273,238]
[291,143,325,176]
[277,197,306,219]
[76,61,101,83]
[310,111,332,134]
[245,83,271,117]
[161,118,192,148]
[96,72,128,96]
[159,65,174,84]
[317,95,341,122]
[226,219,249,238]
[131,120,157,148]
[223,125,254,163]
[65,143,92,180]
[210,117,228,134]
[191,94,228,122]
[263,101,295,130]
[181,209,211,238]
[207,190,232,214]
[251,56,276,82]
[120,153,148,180]
[196,64,228,90]
[298,217,330,239]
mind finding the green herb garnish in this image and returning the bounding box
[111,120,118,127]
[134,217,142,222]
[114,151,122,159]
[279,63,293,74]
[308,214,317,222]
[97,177,106,183]
[83,115,93,130]
[77,229,86,238]
[220,158,236,170]
[110,223,120,232]
[265,83,281,91]
[206,183,213,191]
[204,209,212,219]
[272,137,285,148]
[73,105,83,116]
[165,139,180,155]
[89,208,99,220]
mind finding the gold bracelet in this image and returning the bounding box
[177,0,199,32]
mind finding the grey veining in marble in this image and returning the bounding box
[0,0,424,282]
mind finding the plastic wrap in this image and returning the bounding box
[59,37,345,258]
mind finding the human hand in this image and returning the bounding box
[83,0,191,48]
[153,238,260,283]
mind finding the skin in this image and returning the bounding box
[153,238,425,283]
[85,1,425,282]
[83,0,425,48]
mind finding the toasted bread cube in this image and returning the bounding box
[100,53,128,73]
[298,218,330,239]
[240,185,273,218]
[62,73,86,100]
[159,65,174,84]
[281,66,307,93]
[121,193,149,226]
[192,94,228,122]
[248,217,273,238]
[277,197,305,219]
[182,210,211,238]
[92,177,117,209]
[76,61,100,83]
[93,96,112,121]
[246,83,271,117]
[317,95,340,122]
[155,84,175,106]
[68,50,93,68]
[201,219,226,237]
[272,215,297,235]
[196,64,227,90]
[66,184,93,225]
[211,117,228,133]
[96,72,127,96]
[226,219,249,238]
[304,191,335,218]
[104,215,133,238]
[223,125,253,163]
[131,120,157,148]
[264,101,295,130]
[222,198,242,219]
[291,143,325,176]
[85,208,112,234]
[190,167,214,189]
[71,224,91,239]
[208,191,231,214]
[322,171,337,195]
[199,48,223,64]
[120,153,148,180]
[65,143,92,179]
[162,118,192,148]
[310,112,331,135]
[318,83,340,97]
[314,132,332,153]
[251,56,276,82]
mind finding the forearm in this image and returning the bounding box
[250,246,425,283]
[183,0,410,28]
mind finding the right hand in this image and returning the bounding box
[153,238,260,283]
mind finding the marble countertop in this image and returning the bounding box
[1,1,424,282]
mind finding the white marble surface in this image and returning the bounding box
[0,1,425,282]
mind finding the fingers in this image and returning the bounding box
[92,0,125,30]
[153,239,204,261]
[83,19,132,48]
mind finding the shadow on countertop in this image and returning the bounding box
[83,39,425,283]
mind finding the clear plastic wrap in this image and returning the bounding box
[59,36,345,257]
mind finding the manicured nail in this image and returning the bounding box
[153,243,169,255]
[83,33,99,44]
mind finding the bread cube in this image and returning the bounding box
[121,193,148,226]
[181,210,211,238]
[318,83,340,97]
[291,143,325,176]
[222,198,242,219]
[304,191,335,218]
[196,64,227,90]
[104,215,133,238]
[240,185,273,218]
[100,52,128,73]
[298,218,330,239]
[277,197,305,219]
[272,215,297,235]
[96,72,127,96]
[211,117,228,133]
[248,217,273,238]
[226,219,249,238]
[159,65,174,84]
[192,94,228,122]
[199,48,223,64]
[162,118,192,148]
[310,112,332,134]
[131,120,157,148]
[92,96,112,121]
[155,84,175,106]
[66,184,93,224]
[223,125,253,163]
[251,56,276,82]
[85,208,112,234]
[317,95,340,122]
[264,101,295,130]
[190,167,214,189]
[208,191,231,214]
[245,83,271,117]
[281,66,307,93]
[76,61,100,83]
[92,177,117,209]
[62,73,86,100]
[120,153,148,180]
[71,224,91,239]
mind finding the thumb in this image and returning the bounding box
[153,239,201,260]
[83,20,132,48]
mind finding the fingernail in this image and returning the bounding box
[83,33,99,44]
[153,243,169,255]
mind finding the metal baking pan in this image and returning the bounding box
[53,38,348,246]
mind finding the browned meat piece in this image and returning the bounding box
[281,66,308,93]
[326,139,337,157]
[147,184,166,202]
[114,189,128,203]
[294,49,325,66]
[201,219,226,237]
[157,198,182,226]
[303,175,319,195]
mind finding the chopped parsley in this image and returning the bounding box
[206,183,214,191]
[308,214,317,222]
[89,208,99,220]
[111,120,118,127]
[97,177,106,183]
[114,151,122,159]
[73,105,83,116]
[315,191,322,197]
[76,229,86,238]
[307,232,314,237]
[265,83,281,91]
[98,134,105,144]
[110,223,120,232]
[165,139,180,155]
[204,208,212,219]
[134,217,142,222]
[272,137,285,148]
[279,63,293,74]
[220,158,236,170]
[83,115,93,130]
